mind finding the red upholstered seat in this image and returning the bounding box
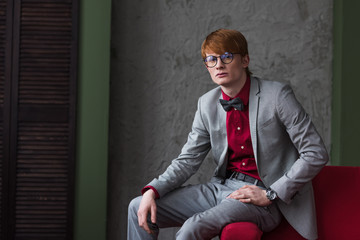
[220,166,360,240]
[221,222,262,240]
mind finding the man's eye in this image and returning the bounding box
[222,54,231,59]
[207,56,216,61]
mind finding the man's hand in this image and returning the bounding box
[226,185,272,207]
[137,189,157,234]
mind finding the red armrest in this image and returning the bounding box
[220,166,360,240]
[312,166,360,240]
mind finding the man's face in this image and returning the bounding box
[205,52,249,89]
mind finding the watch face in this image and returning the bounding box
[269,191,276,200]
[267,189,277,201]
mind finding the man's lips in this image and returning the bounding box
[216,72,228,77]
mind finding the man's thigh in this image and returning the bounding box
[154,179,258,226]
[154,182,223,228]
[143,179,280,232]
[181,179,281,228]
[181,196,281,233]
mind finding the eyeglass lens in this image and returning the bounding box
[204,52,234,67]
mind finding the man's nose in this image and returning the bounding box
[216,59,225,69]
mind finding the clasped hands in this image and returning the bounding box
[137,185,272,234]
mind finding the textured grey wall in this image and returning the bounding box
[108,1,333,239]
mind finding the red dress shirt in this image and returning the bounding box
[222,77,260,180]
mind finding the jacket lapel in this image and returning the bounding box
[218,92,227,130]
[217,91,228,177]
[249,77,260,162]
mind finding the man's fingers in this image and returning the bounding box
[138,212,151,234]
[137,190,157,234]
[151,204,157,224]
[137,204,157,234]
[239,198,251,203]
[227,185,271,206]
[227,192,246,200]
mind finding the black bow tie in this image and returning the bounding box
[219,98,244,111]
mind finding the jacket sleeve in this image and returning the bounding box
[269,84,329,204]
[146,97,211,197]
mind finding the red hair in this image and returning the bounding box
[201,29,251,75]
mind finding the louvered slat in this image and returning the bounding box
[0,0,7,237]
[15,123,69,239]
[19,1,72,106]
[13,0,76,239]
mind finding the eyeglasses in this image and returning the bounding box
[203,52,240,68]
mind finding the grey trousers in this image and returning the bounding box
[128,178,282,240]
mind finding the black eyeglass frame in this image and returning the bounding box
[203,52,241,68]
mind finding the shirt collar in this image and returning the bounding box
[221,76,250,106]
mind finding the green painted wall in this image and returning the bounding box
[332,1,360,166]
[74,0,111,239]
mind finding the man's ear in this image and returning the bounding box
[242,55,250,68]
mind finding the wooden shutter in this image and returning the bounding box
[0,0,7,238]
[1,0,78,239]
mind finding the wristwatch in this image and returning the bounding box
[266,188,278,201]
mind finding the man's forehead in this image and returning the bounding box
[205,51,227,56]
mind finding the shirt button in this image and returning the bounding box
[237,127,241,131]
[242,162,246,166]
[241,146,244,149]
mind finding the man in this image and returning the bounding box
[128,29,328,240]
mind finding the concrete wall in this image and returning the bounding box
[108,1,333,239]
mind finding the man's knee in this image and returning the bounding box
[128,196,142,217]
[176,217,208,240]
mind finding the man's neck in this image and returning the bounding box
[221,75,248,98]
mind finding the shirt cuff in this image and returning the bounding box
[141,186,160,199]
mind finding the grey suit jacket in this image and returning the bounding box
[148,76,329,239]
